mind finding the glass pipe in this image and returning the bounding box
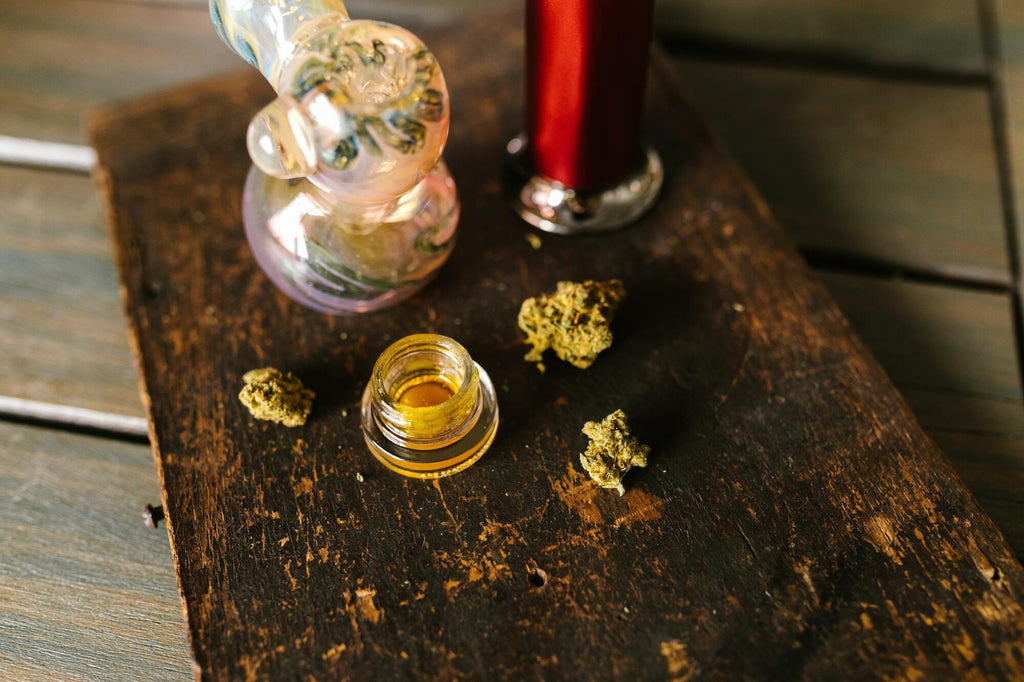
[211,0,458,313]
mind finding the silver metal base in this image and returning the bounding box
[504,134,664,235]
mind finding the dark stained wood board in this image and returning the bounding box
[90,9,1024,680]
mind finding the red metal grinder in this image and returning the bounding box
[506,0,663,234]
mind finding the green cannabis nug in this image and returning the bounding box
[239,368,315,427]
[518,279,625,371]
[580,409,650,494]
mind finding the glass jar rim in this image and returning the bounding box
[371,333,474,415]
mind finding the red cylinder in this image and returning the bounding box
[526,0,655,191]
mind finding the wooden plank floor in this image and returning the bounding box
[1,0,1022,677]
[0,422,191,680]
[997,0,1024,293]
[656,0,985,73]
[0,166,144,420]
[672,59,1009,285]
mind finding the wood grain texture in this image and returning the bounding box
[656,0,984,73]
[0,0,237,145]
[0,0,465,149]
[0,422,191,680]
[822,272,1024,556]
[998,0,1024,285]
[90,9,1024,679]
[0,165,144,418]
[671,58,1010,285]
[109,0,987,72]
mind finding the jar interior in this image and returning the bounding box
[380,343,467,411]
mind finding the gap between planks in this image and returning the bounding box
[803,248,1014,293]
[0,136,95,173]
[0,396,149,442]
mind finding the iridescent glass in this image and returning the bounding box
[211,0,458,313]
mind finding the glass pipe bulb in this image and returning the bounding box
[242,161,459,314]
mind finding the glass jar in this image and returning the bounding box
[361,334,498,478]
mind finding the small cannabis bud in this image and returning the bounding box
[580,409,650,495]
[238,368,315,427]
[517,279,625,371]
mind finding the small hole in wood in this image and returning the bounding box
[526,563,548,589]
[142,280,163,299]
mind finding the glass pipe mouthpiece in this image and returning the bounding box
[211,0,458,313]
[361,334,499,479]
[251,20,451,202]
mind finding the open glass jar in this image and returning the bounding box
[361,334,498,478]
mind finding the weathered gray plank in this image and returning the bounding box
[998,0,1024,287]
[822,272,1024,555]
[0,165,144,418]
[0,422,191,680]
[672,57,1010,284]
[0,0,237,145]
[105,0,989,74]
[656,0,984,73]
[0,0,501,150]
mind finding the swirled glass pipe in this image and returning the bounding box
[210,0,458,313]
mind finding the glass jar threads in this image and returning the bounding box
[361,334,498,478]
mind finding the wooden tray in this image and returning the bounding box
[90,8,1024,680]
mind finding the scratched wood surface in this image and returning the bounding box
[0,2,1018,522]
[90,9,1024,679]
[822,273,1024,555]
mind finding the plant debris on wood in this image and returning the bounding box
[238,368,315,427]
[517,279,625,372]
[580,409,650,495]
